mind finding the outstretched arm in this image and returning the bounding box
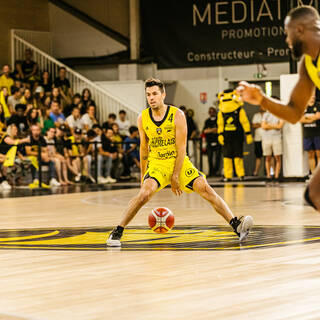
[236,57,314,124]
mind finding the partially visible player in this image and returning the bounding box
[236,6,320,211]
[107,78,253,247]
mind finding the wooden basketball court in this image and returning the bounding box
[0,182,319,319]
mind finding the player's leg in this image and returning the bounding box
[107,178,159,247]
[193,176,253,241]
[274,155,282,179]
[265,156,272,178]
[305,136,320,211]
[305,164,320,211]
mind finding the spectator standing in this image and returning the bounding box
[116,110,130,138]
[251,106,266,176]
[203,107,221,177]
[300,94,320,175]
[261,111,284,181]
[0,65,14,95]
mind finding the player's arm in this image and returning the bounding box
[236,58,314,124]
[137,114,148,181]
[172,109,187,196]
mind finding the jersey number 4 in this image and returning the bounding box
[168,114,173,122]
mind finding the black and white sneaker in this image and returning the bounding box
[230,216,253,242]
[107,226,124,247]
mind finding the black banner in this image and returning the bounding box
[141,0,319,69]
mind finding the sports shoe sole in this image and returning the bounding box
[239,216,253,242]
[106,238,122,247]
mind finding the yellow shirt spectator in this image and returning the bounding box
[0,65,14,95]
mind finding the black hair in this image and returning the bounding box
[129,125,138,135]
[11,86,19,94]
[119,109,126,114]
[145,78,165,93]
[108,113,116,120]
[87,129,96,139]
[92,124,101,130]
[287,5,319,21]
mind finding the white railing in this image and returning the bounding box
[11,30,139,125]
[12,29,53,55]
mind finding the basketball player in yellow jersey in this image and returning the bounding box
[237,6,320,212]
[107,78,253,247]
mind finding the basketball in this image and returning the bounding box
[148,207,175,233]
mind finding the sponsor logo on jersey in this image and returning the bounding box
[185,168,195,177]
[150,137,176,148]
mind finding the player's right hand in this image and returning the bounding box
[171,175,182,196]
[236,81,264,106]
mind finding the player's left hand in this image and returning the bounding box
[171,175,182,196]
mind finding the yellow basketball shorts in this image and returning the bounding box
[143,156,205,193]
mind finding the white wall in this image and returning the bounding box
[48,3,126,58]
[95,80,146,115]
[280,74,309,177]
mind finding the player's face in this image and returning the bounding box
[146,86,165,109]
[285,17,304,60]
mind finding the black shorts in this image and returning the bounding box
[254,141,263,158]
[223,138,243,158]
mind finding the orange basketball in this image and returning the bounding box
[148,207,175,233]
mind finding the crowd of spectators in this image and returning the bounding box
[0,49,140,189]
[1,48,318,189]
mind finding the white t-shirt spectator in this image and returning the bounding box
[81,113,95,129]
[7,95,20,112]
[252,112,264,142]
[116,119,130,137]
[66,115,84,130]
[262,112,282,141]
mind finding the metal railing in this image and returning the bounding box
[11,30,139,125]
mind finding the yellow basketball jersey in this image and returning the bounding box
[305,54,320,90]
[142,105,177,161]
